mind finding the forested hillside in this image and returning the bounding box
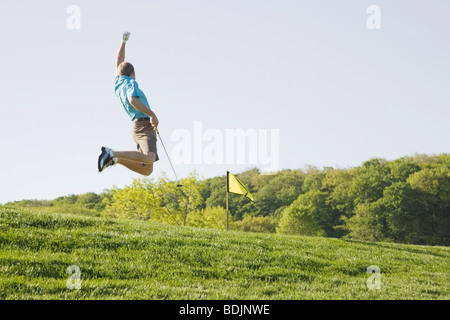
[4,153,449,246]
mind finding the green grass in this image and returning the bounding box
[0,207,449,300]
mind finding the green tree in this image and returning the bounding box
[321,168,358,236]
[348,159,391,205]
[277,190,329,236]
[406,165,450,245]
[231,216,277,233]
[388,158,421,182]
[105,172,204,226]
[186,206,228,230]
[76,192,102,210]
[255,170,305,217]
[341,200,387,242]
[105,178,165,221]
[203,175,226,209]
[302,167,326,193]
[382,181,426,244]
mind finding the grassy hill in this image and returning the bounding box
[0,207,448,300]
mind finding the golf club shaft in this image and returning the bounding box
[156,128,180,185]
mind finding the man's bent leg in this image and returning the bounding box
[117,157,154,176]
[115,151,156,176]
[113,151,155,164]
[112,120,159,176]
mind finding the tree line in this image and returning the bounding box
[5,153,449,246]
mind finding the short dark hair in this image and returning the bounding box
[118,62,135,77]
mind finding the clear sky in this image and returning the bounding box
[0,0,449,204]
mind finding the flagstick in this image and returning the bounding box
[226,192,229,231]
[226,171,229,231]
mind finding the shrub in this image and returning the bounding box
[231,216,277,234]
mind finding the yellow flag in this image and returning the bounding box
[227,171,254,201]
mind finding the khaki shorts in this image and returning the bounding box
[132,119,159,162]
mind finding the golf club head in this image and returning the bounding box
[177,184,183,188]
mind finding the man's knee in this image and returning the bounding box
[139,152,155,176]
[142,152,156,163]
[141,163,153,176]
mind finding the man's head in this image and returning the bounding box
[118,62,135,78]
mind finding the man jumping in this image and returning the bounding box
[98,32,159,176]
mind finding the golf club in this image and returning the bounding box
[155,128,183,187]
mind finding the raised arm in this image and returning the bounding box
[116,32,130,74]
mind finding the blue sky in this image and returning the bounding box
[0,0,449,203]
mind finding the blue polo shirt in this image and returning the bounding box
[114,75,151,121]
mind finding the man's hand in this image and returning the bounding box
[150,115,159,131]
[122,31,131,43]
[116,32,130,72]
